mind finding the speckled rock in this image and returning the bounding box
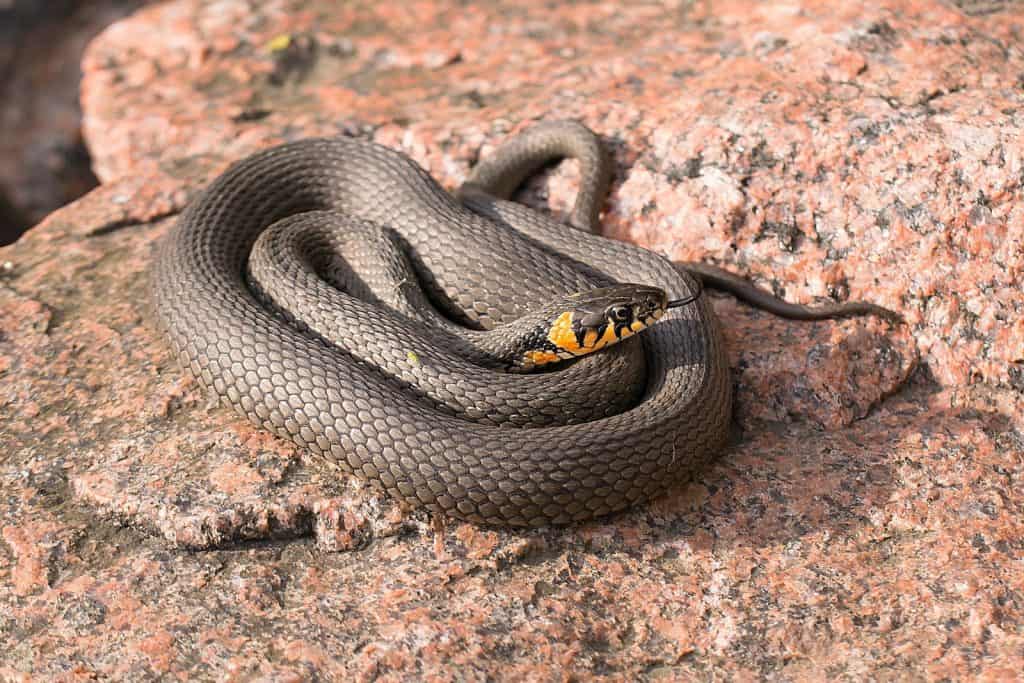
[0,0,1021,679]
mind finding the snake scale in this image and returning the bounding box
[153,121,885,526]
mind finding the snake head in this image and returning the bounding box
[517,284,668,370]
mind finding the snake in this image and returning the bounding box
[152,121,894,526]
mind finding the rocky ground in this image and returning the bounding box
[1,0,1021,679]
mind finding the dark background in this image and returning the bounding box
[0,0,152,246]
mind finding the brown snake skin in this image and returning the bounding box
[244,211,655,426]
[152,121,881,526]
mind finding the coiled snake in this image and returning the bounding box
[153,121,891,526]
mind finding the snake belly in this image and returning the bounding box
[151,122,731,526]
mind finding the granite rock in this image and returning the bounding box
[0,0,1021,678]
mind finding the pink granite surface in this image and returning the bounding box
[0,0,1021,678]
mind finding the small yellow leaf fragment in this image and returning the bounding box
[406,351,421,366]
[267,34,292,53]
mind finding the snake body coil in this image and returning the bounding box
[153,122,730,526]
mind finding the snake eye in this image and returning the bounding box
[610,305,631,322]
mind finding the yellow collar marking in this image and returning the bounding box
[524,349,561,367]
[594,322,618,350]
[548,310,645,357]
[547,311,582,354]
